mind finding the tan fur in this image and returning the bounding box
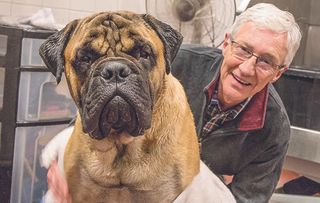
[61,12,200,203]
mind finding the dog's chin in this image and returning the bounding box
[86,95,149,140]
[90,130,135,152]
[111,130,135,145]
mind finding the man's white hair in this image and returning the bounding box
[230,3,302,66]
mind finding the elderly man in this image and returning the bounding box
[172,3,302,203]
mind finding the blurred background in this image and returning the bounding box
[0,0,146,25]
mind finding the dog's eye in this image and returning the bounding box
[80,55,91,64]
[140,49,149,59]
[128,47,141,59]
[140,45,151,59]
[77,46,100,65]
[129,45,151,61]
[141,45,150,59]
[73,51,93,74]
[78,49,91,64]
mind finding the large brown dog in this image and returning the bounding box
[39,11,199,202]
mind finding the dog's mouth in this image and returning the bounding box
[82,84,153,140]
[99,96,138,137]
[86,94,149,140]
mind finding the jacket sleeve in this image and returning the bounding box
[230,142,289,203]
[229,104,290,203]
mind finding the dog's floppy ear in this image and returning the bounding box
[39,20,79,83]
[143,14,183,74]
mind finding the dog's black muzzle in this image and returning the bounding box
[80,59,152,140]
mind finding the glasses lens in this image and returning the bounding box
[231,41,279,73]
[232,42,252,60]
[256,57,277,72]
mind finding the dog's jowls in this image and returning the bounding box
[39,11,200,203]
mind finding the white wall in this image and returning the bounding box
[0,0,146,25]
[0,0,245,26]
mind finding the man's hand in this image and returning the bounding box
[47,160,72,203]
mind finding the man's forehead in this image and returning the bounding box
[234,22,288,63]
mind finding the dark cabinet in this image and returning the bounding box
[0,25,76,203]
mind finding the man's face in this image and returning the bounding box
[219,22,288,109]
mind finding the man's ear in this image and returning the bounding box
[39,20,79,83]
[223,33,230,48]
[222,33,230,55]
[143,14,183,74]
[271,67,288,83]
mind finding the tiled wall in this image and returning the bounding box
[0,0,146,25]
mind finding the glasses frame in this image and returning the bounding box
[230,39,286,71]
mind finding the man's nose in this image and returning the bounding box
[238,56,257,75]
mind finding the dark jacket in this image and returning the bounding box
[172,44,291,203]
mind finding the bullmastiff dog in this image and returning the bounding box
[39,11,200,202]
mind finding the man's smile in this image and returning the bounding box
[231,72,251,86]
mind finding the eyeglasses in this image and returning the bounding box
[230,40,286,73]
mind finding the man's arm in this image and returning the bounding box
[229,139,289,203]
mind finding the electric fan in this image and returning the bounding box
[146,0,236,47]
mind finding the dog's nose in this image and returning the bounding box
[100,61,132,80]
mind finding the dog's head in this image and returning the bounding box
[39,11,183,140]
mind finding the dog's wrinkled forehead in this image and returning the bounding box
[79,11,138,30]
[70,12,153,56]
[39,11,183,83]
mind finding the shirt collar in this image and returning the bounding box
[211,85,252,116]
